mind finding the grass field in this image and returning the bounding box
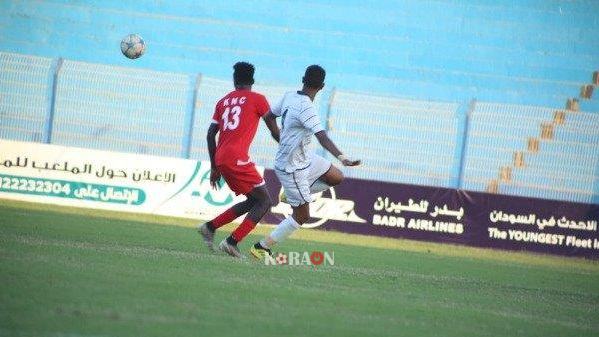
[1,200,598,337]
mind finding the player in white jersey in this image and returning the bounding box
[250,65,360,258]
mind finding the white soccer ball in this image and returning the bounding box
[120,34,146,59]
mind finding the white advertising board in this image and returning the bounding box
[0,140,262,220]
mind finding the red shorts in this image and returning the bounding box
[217,161,264,195]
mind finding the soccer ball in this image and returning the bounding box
[120,34,145,59]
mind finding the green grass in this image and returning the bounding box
[1,200,598,337]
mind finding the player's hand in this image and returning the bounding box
[338,154,361,167]
[210,168,221,190]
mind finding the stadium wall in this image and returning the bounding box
[1,0,598,204]
[1,139,598,258]
[1,0,597,106]
[1,51,598,204]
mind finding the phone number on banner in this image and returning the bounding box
[0,174,145,205]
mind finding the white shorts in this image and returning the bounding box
[275,154,332,207]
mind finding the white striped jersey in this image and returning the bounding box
[273,91,324,173]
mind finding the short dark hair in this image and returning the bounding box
[233,62,255,86]
[302,65,325,89]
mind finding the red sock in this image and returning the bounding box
[210,209,238,229]
[231,218,257,243]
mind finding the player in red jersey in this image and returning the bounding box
[198,62,280,258]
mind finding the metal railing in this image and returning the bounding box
[1,52,597,203]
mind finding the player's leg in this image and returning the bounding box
[252,159,345,258]
[198,198,255,250]
[203,198,255,231]
[309,156,344,195]
[251,169,311,258]
[217,163,273,258]
[261,202,309,246]
[278,155,335,203]
[220,185,271,250]
[306,165,343,205]
[198,163,258,251]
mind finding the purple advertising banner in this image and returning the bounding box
[263,170,599,258]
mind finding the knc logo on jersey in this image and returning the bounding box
[264,251,335,266]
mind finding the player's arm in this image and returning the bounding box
[207,123,219,168]
[262,111,280,143]
[262,94,283,143]
[206,123,221,189]
[315,131,361,166]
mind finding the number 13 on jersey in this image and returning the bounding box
[222,106,242,131]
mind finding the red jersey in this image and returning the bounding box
[212,89,270,165]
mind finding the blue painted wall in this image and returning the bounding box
[1,1,598,203]
[1,0,598,106]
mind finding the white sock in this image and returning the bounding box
[259,237,270,249]
[310,179,331,194]
[263,216,300,247]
